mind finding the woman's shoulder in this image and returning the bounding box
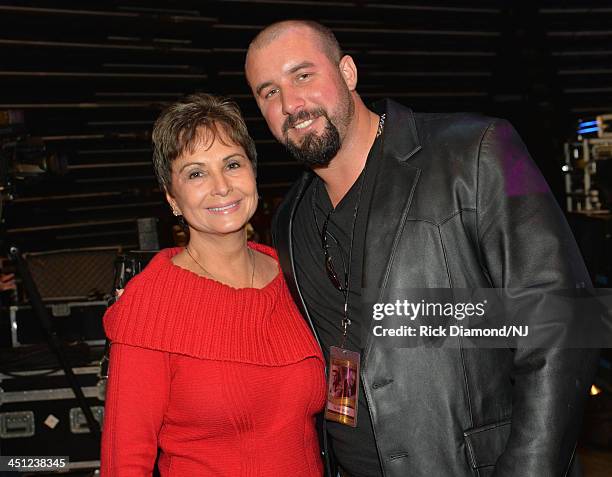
[146,247,183,269]
[247,241,278,260]
[248,242,282,288]
[106,247,182,317]
[123,247,182,287]
[103,247,192,350]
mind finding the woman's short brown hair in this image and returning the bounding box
[152,93,257,192]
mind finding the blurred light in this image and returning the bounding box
[590,384,602,396]
[579,120,597,127]
[578,127,599,134]
[562,165,570,172]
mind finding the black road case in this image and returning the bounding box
[0,365,104,472]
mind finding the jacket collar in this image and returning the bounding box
[362,99,422,290]
[274,172,314,318]
[371,98,422,164]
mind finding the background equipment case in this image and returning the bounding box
[8,301,107,348]
[0,365,105,472]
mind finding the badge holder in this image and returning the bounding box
[324,344,360,427]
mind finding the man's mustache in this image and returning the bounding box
[282,108,328,135]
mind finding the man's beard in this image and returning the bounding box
[284,111,341,167]
[282,92,353,167]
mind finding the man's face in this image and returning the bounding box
[245,27,355,166]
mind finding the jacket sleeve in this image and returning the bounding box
[476,119,598,476]
[100,343,170,477]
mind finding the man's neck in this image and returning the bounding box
[314,104,380,208]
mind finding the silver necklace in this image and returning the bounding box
[376,114,386,138]
[185,246,255,288]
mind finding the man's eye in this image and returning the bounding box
[265,89,278,99]
[298,73,312,81]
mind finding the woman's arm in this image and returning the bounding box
[101,343,170,476]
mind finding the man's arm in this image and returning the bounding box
[476,119,599,476]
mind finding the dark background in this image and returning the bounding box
[0,0,609,252]
[0,1,611,473]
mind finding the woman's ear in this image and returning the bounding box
[165,189,180,216]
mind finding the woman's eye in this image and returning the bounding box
[227,161,241,170]
[188,170,204,179]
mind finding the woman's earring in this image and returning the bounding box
[170,207,186,228]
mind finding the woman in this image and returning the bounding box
[101,93,325,476]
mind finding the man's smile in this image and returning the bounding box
[294,118,315,129]
[283,109,327,135]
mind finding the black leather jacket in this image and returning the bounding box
[273,99,598,477]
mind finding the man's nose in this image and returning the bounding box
[281,88,305,116]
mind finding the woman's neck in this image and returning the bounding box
[183,230,253,286]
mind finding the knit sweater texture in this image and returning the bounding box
[101,242,325,477]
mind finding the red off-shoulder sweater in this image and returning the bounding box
[101,243,325,477]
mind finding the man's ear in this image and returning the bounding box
[339,55,358,91]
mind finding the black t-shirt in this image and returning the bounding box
[292,136,384,477]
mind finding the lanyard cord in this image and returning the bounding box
[311,114,386,348]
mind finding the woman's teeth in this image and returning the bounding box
[209,202,238,212]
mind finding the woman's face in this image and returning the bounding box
[166,128,258,238]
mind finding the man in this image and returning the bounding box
[245,20,598,477]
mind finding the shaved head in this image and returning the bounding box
[244,19,359,168]
[246,20,342,66]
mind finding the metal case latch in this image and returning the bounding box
[69,406,104,434]
[0,410,35,438]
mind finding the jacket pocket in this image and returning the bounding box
[463,419,511,470]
